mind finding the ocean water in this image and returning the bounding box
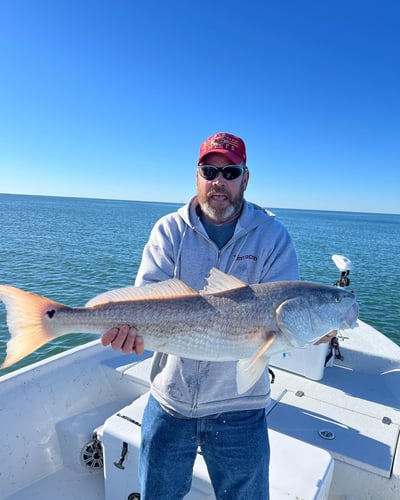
[0,193,399,374]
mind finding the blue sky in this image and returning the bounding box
[1,0,399,214]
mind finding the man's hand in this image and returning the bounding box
[314,330,337,345]
[101,324,144,355]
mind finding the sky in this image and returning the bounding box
[1,0,399,214]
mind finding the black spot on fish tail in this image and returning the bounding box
[46,309,56,319]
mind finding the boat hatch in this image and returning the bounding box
[267,390,399,478]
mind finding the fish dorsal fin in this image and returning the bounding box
[201,268,248,295]
[86,279,197,307]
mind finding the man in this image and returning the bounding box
[102,132,299,499]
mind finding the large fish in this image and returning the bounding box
[0,269,358,393]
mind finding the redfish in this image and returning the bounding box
[0,269,358,393]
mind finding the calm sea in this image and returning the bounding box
[1,193,399,374]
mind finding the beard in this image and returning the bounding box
[198,184,245,223]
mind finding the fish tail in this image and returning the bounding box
[0,285,64,369]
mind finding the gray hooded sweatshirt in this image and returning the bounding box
[135,196,299,417]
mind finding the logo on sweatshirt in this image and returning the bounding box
[236,254,258,262]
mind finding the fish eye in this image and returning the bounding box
[334,296,342,303]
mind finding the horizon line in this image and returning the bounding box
[1,191,399,216]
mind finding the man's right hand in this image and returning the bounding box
[101,324,144,355]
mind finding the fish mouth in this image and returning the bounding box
[344,301,359,328]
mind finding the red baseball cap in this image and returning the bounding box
[198,132,247,165]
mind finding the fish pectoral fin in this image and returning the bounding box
[201,268,248,295]
[236,357,269,394]
[235,334,276,394]
[249,333,277,367]
[86,279,197,307]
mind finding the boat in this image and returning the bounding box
[0,256,399,499]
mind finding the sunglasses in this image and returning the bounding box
[197,164,246,181]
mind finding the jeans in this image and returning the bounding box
[139,395,269,499]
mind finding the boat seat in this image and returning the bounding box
[118,355,153,388]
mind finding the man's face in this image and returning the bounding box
[196,153,249,224]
